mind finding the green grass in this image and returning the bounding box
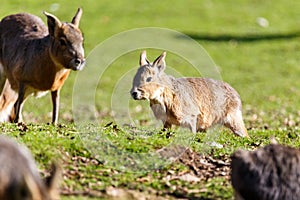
[1,0,300,199]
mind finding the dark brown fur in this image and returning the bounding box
[0,8,85,124]
[231,144,300,200]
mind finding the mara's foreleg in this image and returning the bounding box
[0,80,18,122]
[51,89,60,125]
[190,116,198,133]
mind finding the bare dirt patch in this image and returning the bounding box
[59,147,231,199]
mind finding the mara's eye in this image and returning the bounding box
[146,77,152,82]
[59,38,67,46]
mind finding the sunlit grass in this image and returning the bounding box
[1,0,300,199]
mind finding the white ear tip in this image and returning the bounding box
[160,51,167,59]
[141,50,147,56]
[43,11,50,16]
[140,50,149,66]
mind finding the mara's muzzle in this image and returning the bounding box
[69,57,86,71]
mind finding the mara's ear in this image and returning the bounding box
[71,8,83,28]
[45,163,61,200]
[152,51,167,72]
[140,50,150,66]
[44,11,62,36]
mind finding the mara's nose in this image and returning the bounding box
[131,91,138,100]
[75,57,86,65]
[74,58,82,65]
[72,57,86,71]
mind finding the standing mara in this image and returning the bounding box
[131,51,248,137]
[0,8,85,124]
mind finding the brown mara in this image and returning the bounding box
[130,51,248,137]
[0,8,85,124]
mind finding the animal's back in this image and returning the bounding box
[0,13,47,40]
[231,144,300,200]
[186,77,240,105]
[177,77,241,127]
[0,13,48,69]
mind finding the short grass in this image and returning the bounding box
[1,0,300,199]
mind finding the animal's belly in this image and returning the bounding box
[25,87,48,98]
[34,90,48,98]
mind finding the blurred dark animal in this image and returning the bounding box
[0,135,60,200]
[231,144,300,200]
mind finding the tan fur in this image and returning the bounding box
[231,144,300,200]
[0,136,60,200]
[131,51,248,137]
[0,8,85,124]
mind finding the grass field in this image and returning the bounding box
[1,0,300,199]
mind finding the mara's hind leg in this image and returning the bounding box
[13,83,32,123]
[13,82,26,123]
[225,109,248,137]
[0,80,18,122]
